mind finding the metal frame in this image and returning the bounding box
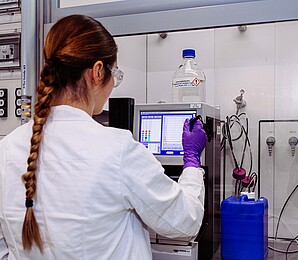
[258,119,298,198]
[258,119,298,240]
[46,0,298,36]
[53,0,260,19]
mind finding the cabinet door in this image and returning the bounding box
[147,29,215,104]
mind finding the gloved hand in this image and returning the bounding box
[182,118,208,169]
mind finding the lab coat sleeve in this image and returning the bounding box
[120,133,205,238]
[0,140,8,260]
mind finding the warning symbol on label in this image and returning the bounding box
[192,78,200,86]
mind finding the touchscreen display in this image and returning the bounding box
[139,110,196,155]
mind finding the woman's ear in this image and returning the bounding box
[92,61,104,85]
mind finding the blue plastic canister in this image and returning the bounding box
[220,195,268,260]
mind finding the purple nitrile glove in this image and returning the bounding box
[182,118,208,169]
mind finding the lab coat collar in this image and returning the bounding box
[48,105,95,122]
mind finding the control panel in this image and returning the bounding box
[0,0,21,137]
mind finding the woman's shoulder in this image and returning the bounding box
[100,125,133,141]
[1,120,32,144]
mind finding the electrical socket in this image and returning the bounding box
[0,88,8,118]
[15,87,21,117]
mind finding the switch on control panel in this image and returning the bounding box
[0,88,8,117]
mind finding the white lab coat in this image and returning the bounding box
[0,105,205,260]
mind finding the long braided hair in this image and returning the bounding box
[21,14,117,252]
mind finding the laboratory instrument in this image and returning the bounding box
[134,102,220,260]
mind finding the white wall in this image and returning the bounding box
[111,35,146,103]
[215,23,275,199]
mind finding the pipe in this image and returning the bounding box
[21,0,38,124]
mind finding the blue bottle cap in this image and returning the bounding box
[182,49,196,58]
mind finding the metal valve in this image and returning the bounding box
[288,136,298,157]
[266,136,275,156]
[233,89,246,115]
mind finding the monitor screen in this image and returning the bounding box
[139,110,196,155]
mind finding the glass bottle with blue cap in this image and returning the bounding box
[172,48,206,103]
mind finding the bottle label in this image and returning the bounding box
[173,77,201,88]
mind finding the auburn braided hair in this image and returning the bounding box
[21,72,54,252]
[21,14,117,252]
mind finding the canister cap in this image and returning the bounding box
[182,49,195,58]
[240,192,256,201]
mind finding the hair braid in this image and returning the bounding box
[21,73,54,253]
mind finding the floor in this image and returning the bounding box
[212,239,298,260]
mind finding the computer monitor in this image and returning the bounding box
[134,103,207,165]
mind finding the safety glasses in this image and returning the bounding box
[107,64,124,88]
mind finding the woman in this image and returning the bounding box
[0,14,207,259]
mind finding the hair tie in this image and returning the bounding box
[45,58,55,67]
[25,199,33,208]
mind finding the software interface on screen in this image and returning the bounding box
[139,110,196,155]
